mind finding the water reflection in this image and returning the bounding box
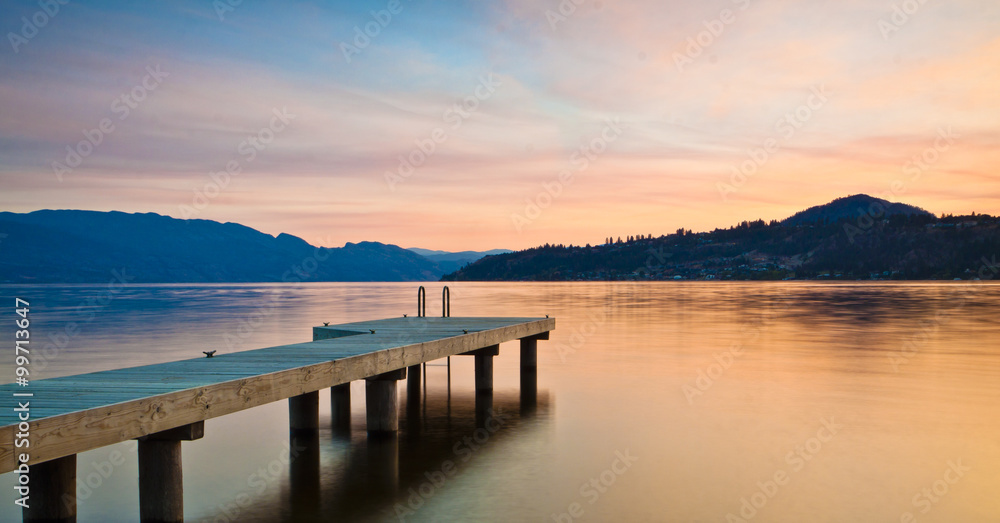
[259,389,549,523]
[288,433,320,520]
[0,282,997,522]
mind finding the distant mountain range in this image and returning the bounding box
[4,195,995,283]
[407,248,512,274]
[0,210,465,283]
[444,195,1000,281]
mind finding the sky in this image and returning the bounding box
[0,0,998,251]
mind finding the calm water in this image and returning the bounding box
[1,282,998,522]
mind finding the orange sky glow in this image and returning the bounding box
[1,1,998,250]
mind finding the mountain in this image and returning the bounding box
[0,210,443,283]
[407,248,512,273]
[408,248,511,258]
[782,194,932,226]
[443,195,1000,281]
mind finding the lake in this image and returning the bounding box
[1,282,998,522]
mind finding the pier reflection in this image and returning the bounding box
[288,433,320,520]
[520,368,538,417]
[270,384,551,522]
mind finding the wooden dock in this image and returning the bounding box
[1,313,554,522]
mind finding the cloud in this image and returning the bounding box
[1,0,998,249]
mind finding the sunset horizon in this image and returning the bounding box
[1,189,978,252]
[2,1,998,251]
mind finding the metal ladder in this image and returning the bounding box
[421,286,452,391]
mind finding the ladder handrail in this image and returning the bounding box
[442,286,450,317]
[417,286,426,317]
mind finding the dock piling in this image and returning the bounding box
[23,454,76,523]
[520,337,538,370]
[366,369,407,435]
[405,364,422,434]
[406,364,422,400]
[289,391,320,436]
[331,383,352,435]
[519,334,546,415]
[476,352,494,392]
[461,344,500,393]
[137,422,204,523]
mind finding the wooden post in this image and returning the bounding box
[458,345,499,394]
[23,454,76,523]
[406,364,421,401]
[473,345,500,393]
[520,337,538,370]
[289,391,319,436]
[137,422,204,523]
[331,383,351,436]
[405,364,422,435]
[366,369,406,435]
[139,441,182,523]
[475,352,494,393]
[520,336,538,415]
